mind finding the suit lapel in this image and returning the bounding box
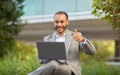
[65,30,73,56]
[49,32,56,42]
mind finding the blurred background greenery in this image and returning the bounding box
[0,40,120,75]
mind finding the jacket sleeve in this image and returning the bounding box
[79,38,96,55]
[77,32,96,55]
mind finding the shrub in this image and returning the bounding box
[0,41,41,75]
[80,40,114,62]
[0,0,24,57]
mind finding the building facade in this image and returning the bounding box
[17,0,118,43]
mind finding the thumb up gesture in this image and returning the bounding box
[73,29,84,42]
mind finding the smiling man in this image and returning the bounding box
[28,11,96,75]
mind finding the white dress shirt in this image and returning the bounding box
[55,33,66,42]
[55,33,67,64]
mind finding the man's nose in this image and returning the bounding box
[57,22,62,26]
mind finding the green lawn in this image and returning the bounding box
[0,41,119,75]
[0,54,120,75]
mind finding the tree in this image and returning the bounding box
[0,0,24,57]
[92,0,120,61]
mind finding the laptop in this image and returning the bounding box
[36,42,67,60]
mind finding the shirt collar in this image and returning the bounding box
[56,32,66,38]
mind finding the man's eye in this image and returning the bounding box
[55,21,59,23]
[60,21,64,23]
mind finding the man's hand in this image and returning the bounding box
[73,29,84,42]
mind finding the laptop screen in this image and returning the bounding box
[36,42,66,60]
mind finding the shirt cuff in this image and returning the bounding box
[80,38,86,44]
[57,60,67,64]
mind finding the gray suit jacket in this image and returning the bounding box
[41,29,96,75]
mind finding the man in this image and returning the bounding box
[28,11,96,75]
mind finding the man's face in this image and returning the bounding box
[54,14,69,35]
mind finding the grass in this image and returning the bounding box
[1,55,120,75]
[82,60,120,75]
[0,52,41,75]
[0,41,41,75]
[0,41,120,75]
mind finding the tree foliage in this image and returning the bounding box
[0,0,24,57]
[92,0,120,32]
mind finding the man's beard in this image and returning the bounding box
[55,26,67,30]
[55,26,67,34]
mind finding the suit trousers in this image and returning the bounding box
[27,60,72,75]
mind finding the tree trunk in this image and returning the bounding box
[114,34,120,62]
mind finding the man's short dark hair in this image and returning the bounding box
[54,11,68,19]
